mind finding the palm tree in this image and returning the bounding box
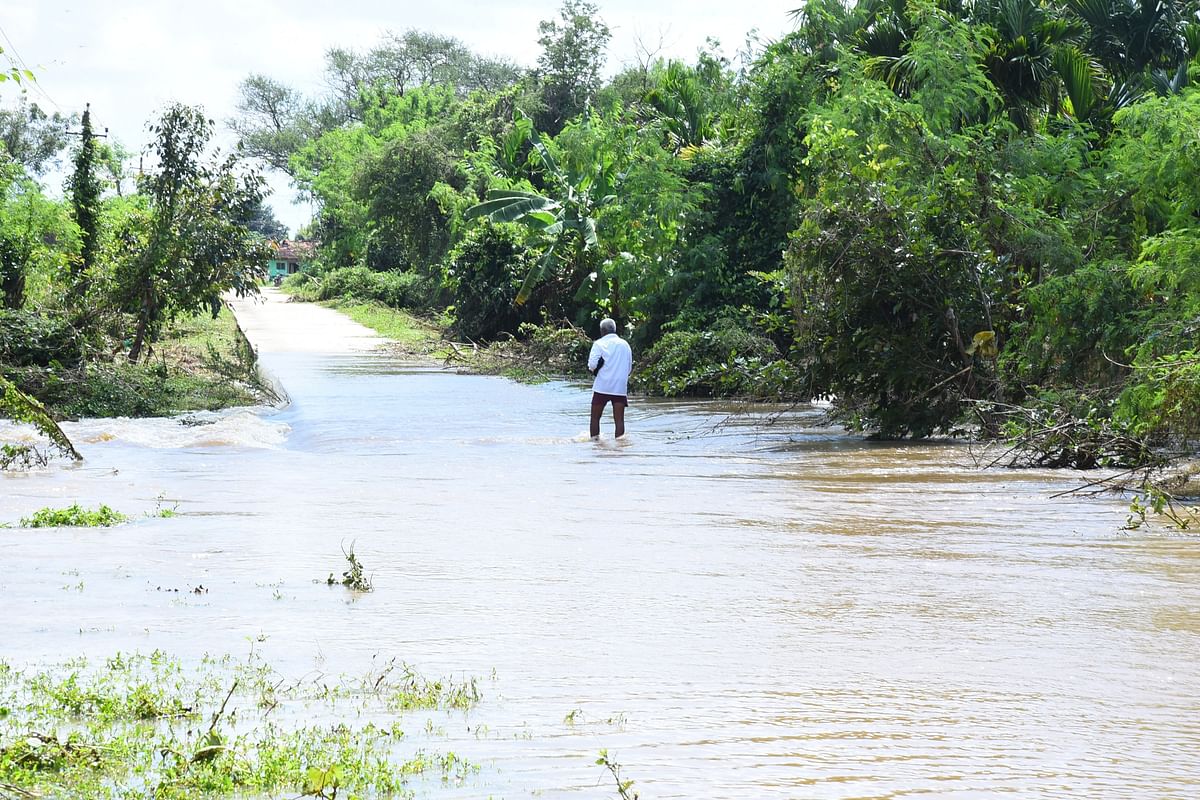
[975,0,1087,128]
[1064,0,1193,78]
[642,61,716,151]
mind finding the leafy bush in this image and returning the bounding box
[19,503,128,527]
[515,322,591,369]
[0,310,85,368]
[1115,351,1200,442]
[1002,261,1142,392]
[445,222,539,341]
[279,270,318,301]
[287,266,436,309]
[633,319,797,398]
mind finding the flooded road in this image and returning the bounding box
[2,292,1198,798]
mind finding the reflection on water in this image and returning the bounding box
[2,349,1199,799]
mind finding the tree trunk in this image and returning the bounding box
[128,314,149,363]
[0,241,25,310]
[128,287,155,362]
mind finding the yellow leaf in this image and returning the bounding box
[966,330,998,358]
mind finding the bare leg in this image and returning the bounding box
[613,401,625,438]
[590,396,605,438]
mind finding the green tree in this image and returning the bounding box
[642,60,721,150]
[116,104,270,361]
[230,74,322,176]
[290,85,461,270]
[322,30,522,122]
[354,127,466,272]
[785,53,1009,437]
[0,176,78,310]
[445,221,540,340]
[1064,0,1195,79]
[534,0,612,134]
[243,197,289,240]
[95,138,133,196]
[0,99,72,175]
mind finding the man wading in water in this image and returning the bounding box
[587,318,633,439]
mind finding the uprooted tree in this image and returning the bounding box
[0,374,81,467]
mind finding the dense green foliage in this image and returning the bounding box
[66,105,101,293]
[229,0,1200,447]
[12,0,1197,455]
[445,221,540,340]
[1,98,271,449]
[18,503,127,528]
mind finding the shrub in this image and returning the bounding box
[445,222,539,341]
[294,266,435,309]
[516,321,591,371]
[634,319,798,398]
[20,503,128,527]
[279,270,318,301]
[1001,260,1141,392]
[0,310,85,368]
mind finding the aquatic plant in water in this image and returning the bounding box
[18,504,129,528]
[325,541,374,591]
[0,650,480,798]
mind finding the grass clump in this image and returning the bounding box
[367,659,481,712]
[0,650,481,798]
[333,302,445,356]
[19,503,128,528]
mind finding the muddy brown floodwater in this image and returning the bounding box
[2,290,1199,798]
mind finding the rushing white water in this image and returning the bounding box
[2,293,1198,799]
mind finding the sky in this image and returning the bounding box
[3,1,794,234]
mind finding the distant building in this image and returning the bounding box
[266,240,317,281]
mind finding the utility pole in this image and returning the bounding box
[65,103,107,297]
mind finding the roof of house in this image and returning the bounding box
[272,240,318,261]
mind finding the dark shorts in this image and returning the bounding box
[591,392,628,407]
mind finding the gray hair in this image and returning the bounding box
[600,318,617,335]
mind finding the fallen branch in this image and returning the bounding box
[0,376,81,462]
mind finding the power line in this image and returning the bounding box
[0,22,64,113]
[65,103,109,140]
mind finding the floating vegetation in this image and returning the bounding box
[325,541,374,592]
[3,501,183,529]
[17,504,129,528]
[0,650,480,798]
[596,749,639,800]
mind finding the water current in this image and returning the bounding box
[1,295,1198,798]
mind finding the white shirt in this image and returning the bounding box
[587,333,633,397]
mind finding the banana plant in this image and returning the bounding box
[464,119,619,305]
